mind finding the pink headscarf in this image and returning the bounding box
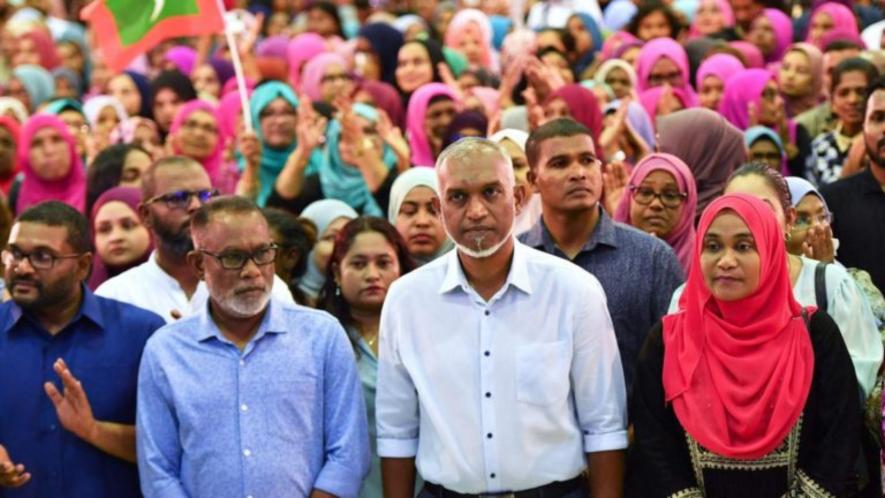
[639,86,692,125]
[807,2,858,48]
[444,8,494,68]
[755,9,794,63]
[288,33,328,90]
[17,114,86,213]
[217,90,251,143]
[729,41,765,69]
[221,77,256,97]
[613,152,697,272]
[545,85,604,153]
[359,80,405,128]
[257,35,290,60]
[406,83,460,167]
[301,53,350,102]
[164,46,198,76]
[169,101,227,190]
[689,0,735,38]
[18,30,61,70]
[719,69,775,130]
[87,187,152,290]
[635,38,697,105]
[600,31,642,62]
[696,53,745,89]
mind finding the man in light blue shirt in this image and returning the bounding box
[136,196,370,498]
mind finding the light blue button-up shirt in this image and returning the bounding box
[136,299,371,498]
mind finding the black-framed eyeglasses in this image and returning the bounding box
[146,189,219,210]
[629,185,688,208]
[2,247,83,270]
[199,244,279,270]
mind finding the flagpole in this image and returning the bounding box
[215,0,253,133]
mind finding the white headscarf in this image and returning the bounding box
[83,95,129,129]
[387,168,453,265]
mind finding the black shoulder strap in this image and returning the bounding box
[814,262,829,314]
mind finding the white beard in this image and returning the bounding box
[212,287,271,318]
[445,225,514,259]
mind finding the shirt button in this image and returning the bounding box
[484,351,490,357]
[240,359,246,366]
[487,433,493,439]
[243,449,252,457]
[485,392,491,398]
[490,473,496,478]
[484,310,490,316]
[240,404,248,412]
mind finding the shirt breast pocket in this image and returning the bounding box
[515,341,571,406]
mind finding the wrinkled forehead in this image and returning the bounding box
[439,153,512,191]
[197,211,270,251]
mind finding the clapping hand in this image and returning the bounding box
[801,224,836,263]
[44,358,97,444]
[0,445,29,488]
[602,160,630,215]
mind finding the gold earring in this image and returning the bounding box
[784,232,792,242]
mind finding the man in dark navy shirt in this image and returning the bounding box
[0,201,164,497]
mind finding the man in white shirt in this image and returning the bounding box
[96,156,292,322]
[376,138,627,498]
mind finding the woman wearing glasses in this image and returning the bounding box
[168,101,239,195]
[614,153,697,274]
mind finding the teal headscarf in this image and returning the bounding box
[44,98,85,117]
[320,103,397,216]
[248,81,302,206]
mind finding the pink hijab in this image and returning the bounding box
[689,0,735,38]
[728,41,765,69]
[87,187,152,290]
[301,53,350,102]
[406,83,460,167]
[807,2,859,48]
[18,30,61,70]
[756,9,794,63]
[445,8,494,68]
[600,31,642,62]
[614,152,697,272]
[17,114,86,214]
[696,53,745,90]
[639,86,692,125]
[635,37,697,105]
[719,69,775,130]
[288,33,328,90]
[169,101,229,191]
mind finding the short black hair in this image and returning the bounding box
[308,1,344,38]
[537,28,576,56]
[728,161,792,214]
[140,156,204,200]
[87,143,149,215]
[191,196,267,237]
[824,39,864,54]
[628,1,683,39]
[263,207,316,279]
[17,201,92,253]
[525,118,594,171]
[831,57,879,95]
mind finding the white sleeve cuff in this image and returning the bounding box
[377,437,419,458]
[583,430,629,453]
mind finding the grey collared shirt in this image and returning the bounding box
[519,209,685,388]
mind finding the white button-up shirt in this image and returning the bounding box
[376,240,628,494]
[96,251,294,322]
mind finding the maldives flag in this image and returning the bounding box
[80,0,225,72]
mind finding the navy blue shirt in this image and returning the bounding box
[0,286,164,498]
[519,209,685,388]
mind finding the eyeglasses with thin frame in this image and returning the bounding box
[629,185,688,208]
[199,244,279,270]
[2,247,83,270]
[145,189,219,210]
[792,212,833,231]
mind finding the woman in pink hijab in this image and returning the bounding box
[635,37,697,105]
[14,30,61,70]
[807,2,859,49]
[444,8,496,71]
[300,52,354,104]
[15,114,86,214]
[406,83,460,167]
[168,101,237,194]
[639,86,692,125]
[728,41,765,69]
[614,152,697,273]
[696,54,744,111]
[689,0,734,38]
[287,33,327,91]
[748,8,794,65]
[779,42,824,117]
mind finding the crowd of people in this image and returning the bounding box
[0,0,885,496]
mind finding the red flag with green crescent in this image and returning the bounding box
[80,0,225,72]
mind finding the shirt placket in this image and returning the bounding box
[478,301,501,492]
[42,333,64,497]
[237,347,256,498]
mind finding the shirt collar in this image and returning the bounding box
[3,284,104,334]
[860,167,885,195]
[438,238,532,296]
[195,297,288,343]
[522,207,618,255]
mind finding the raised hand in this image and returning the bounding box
[437,62,465,101]
[295,97,327,152]
[377,110,410,169]
[237,130,262,168]
[44,358,97,444]
[602,160,630,215]
[801,223,836,263]
[0,445,30,488]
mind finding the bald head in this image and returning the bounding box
[141,156,209,200]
